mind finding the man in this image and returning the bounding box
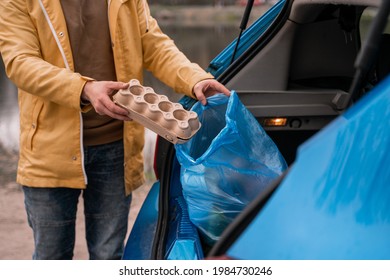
[0,0,230,260]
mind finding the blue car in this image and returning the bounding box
[124,0,390,260]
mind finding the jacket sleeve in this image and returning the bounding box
[0,0,88,111]
[137,0,214,98]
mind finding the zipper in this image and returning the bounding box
[143,0,150,32]
[38,0,88,185]
[38,0,70,70]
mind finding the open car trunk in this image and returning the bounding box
[124,0,388,260]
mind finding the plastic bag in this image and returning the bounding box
[175,91,287,246]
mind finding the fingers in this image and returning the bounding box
[193,80,211,105]
[195,92,207,106]
[193,79,231,105]
[83,81,132,121]
[92,94,131,121]
[213,81,231,96]
[106,81,129,92]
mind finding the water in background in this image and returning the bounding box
[0,62,18,152]
[143,24,239,102]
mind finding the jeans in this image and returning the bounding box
[23,140,132,260]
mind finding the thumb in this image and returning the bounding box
[108,81,129,91]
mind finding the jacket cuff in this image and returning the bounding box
[79,76,95,112]
[176,66,214,99]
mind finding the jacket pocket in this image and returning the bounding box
[26,99,44,151]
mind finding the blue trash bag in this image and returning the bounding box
[175,91,287,246]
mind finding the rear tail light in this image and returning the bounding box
[262,117,287,127]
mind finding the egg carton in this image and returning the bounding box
[113,79,201,144]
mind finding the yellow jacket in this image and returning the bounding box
[0,0,213,194]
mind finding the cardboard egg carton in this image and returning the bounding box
[113,79,201,144]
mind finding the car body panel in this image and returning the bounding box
[123,181,160,260]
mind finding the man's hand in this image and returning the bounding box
[81,81,132,121]
[193,79,230,105]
